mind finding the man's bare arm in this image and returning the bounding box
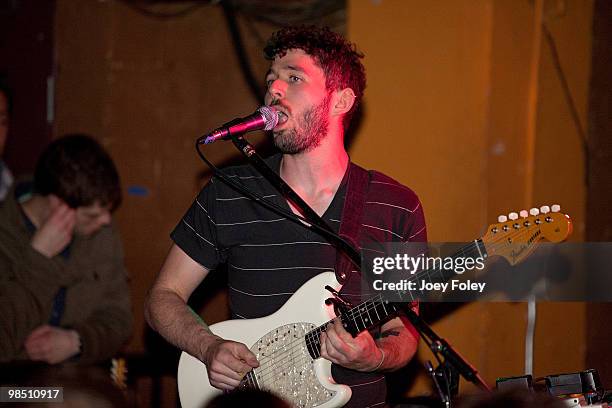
[375,315,418,372]
[144,244,215,359]
[144,244,258,390]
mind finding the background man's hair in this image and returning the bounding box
[34,134,122,211]
[264,25,366,131]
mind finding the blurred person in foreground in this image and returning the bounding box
[0,134,132,365]
[205,389,291,408]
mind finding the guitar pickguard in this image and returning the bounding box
[251,322,334,408]
[178,272,351,408]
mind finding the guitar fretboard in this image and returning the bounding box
[305,294,399,359]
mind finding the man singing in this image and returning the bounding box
[146,26,426,407]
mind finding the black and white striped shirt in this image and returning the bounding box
[172,154,426,408]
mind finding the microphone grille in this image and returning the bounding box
[258,106,279,131]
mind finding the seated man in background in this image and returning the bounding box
[0,134,132,365]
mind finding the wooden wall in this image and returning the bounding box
[348,0,592,394]
[54,1,277,355]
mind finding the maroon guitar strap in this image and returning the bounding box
[335,162,371,285]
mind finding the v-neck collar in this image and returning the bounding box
[268,153,349,233]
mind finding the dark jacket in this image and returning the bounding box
[0,186,132,364]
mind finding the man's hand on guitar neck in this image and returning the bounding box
[202,336,260,391]
[320,319,383,371]
[320,316,417,372]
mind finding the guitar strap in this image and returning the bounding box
[335,162,371,285]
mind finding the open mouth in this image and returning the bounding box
[277,111,289,125]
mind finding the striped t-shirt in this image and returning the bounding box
[172,154,426,408]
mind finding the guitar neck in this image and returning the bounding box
[305,294,400,359]
[304,239,488,359]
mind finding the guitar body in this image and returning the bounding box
[178,271,351,408]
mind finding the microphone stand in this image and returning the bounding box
[403,309,491,392]
[226,134,491,405]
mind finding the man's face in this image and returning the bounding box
[74,202,112,236]
[0,91,9,156]
[264,49,331,154]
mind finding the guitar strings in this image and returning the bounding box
[251,289,412,386]
[246,314,372,389]
[243,222,552,386]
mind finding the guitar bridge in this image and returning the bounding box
[247,322,334,408]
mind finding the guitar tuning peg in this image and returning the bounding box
[508,212,519,220]
[498,215,508,223]
[519,210,529,218]
[529,208,539,216]
[540,205,550,214]
[551,204,561,213]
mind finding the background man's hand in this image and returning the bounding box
[30,202,75,258]
[202,336,259,391]
[320,318,384,372]
[24,325,80,364]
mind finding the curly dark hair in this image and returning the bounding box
[34,134,122,211]
[264,26,366,130]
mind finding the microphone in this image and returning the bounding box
[198,106,279,145]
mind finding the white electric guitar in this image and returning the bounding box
[178,207,572,408]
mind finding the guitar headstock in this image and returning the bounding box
[482,205,572,265]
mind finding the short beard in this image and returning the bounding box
[273,94,330,154]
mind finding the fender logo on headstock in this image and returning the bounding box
[510,230,541,262]
[483,207,571,266]
[527,229,541,245]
